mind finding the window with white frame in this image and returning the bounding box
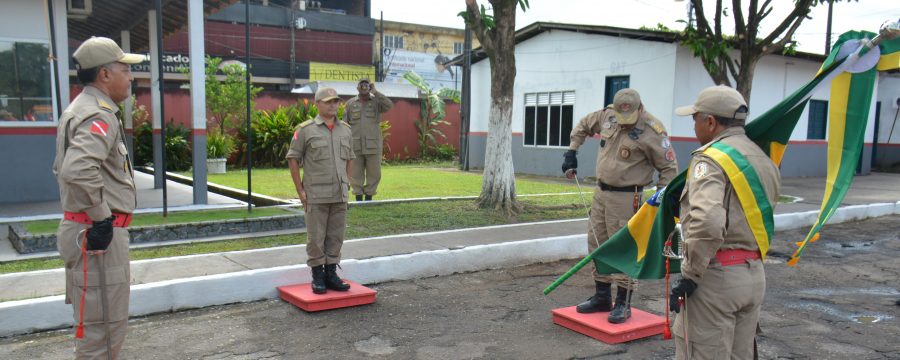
[453,42,464,55]
[384,35,404,49]
[0,39,54,123]
[524,91,575,147]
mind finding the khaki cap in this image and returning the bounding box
[613,88,641,125]
[315,87,340,102]
[676,85,748,120]
[73,37,144,70]
[358,77,371,84]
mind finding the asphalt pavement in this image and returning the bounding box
[0,215,897,359]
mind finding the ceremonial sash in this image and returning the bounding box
[702,142,774,259]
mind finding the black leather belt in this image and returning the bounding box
[597,181,643,192]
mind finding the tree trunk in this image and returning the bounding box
[474,0,520,215]
[735,53,760,106]
[478,93,518,213]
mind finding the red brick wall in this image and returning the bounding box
[164,21,373,65]
[72,85,460,161]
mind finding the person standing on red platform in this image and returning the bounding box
[287,87,356,294]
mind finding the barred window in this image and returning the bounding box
[524,91,575,147]
[384,35,404,49]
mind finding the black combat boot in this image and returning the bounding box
[324,264,351,291]
[311,265,327,294]
[364,195,373,201]
[576,281,612,313]
[607,286,632,324]
[355,194,363,202]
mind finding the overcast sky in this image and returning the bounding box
[371,0,900,55]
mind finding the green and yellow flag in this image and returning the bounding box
[790,30,900,265]
[545,29,900,293]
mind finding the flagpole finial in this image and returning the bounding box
[880,19,900,40]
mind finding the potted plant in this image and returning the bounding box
[206,132,235,174]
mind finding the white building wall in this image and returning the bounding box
[467,27,899,176]
[876,76,900,143]
[670,47,829,140]
[471,30,679,134]
[0,0,49,40]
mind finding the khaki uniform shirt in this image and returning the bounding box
[679,127,781,280]
[569,107,678,187]
[286,116,356,204]
[344,91,393,155]
[52,85,136,221]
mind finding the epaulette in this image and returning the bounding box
[340,120,351,127]
[97,98,115,113]
[645,116,666,135]
[605,104,615,109]
[299,119,314,128]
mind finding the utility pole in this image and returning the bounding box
[379,11,384,82]
[460,23,472,171]
[290,1,296,88]
[825,0,834,54]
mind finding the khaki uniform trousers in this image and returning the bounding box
[588,187,640,288]
[674,259,765,360]
[350,153,381,196]
[305,202,348,267]
[57,220,131,360]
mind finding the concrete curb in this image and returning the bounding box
[2,201,899,337]
[0,235,585,337]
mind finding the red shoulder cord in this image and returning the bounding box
[75,231,87,339]
[663,240,673,340]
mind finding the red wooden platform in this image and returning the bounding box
[277,280,376,312]
[551,306,666,344]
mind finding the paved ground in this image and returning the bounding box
[1,215,897,360]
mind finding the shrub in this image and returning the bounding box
[206,132,235,159]
[133,120,192,171]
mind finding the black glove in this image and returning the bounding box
[669,277,698,313]
[562,150,578,174]
[86,216,115,251]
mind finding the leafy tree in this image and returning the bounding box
[402,71,460,158]
[459,0,529,215]
[186,56,262,135]
[681,0,828,104]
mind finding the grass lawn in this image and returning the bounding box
[21,207,293,235]
[0,194,587,274]
[179,163,580,200]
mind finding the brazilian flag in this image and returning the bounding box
[545,29,900,294]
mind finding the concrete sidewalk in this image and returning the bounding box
[2,171,900,299]
[1,172,900,336]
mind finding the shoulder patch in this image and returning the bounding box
[299,119,314,128]
[693,161,710,179]
[89,119,110,137]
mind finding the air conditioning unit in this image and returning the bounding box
[67,0,92,19]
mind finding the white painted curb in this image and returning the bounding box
[2,201,899,337]
[0,235,585,337]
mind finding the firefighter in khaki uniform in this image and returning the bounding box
[287,87,356,294]
[344,78,393,201]
[562,88,678,324]
[52,37,143,359]
[670,86,781,360]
